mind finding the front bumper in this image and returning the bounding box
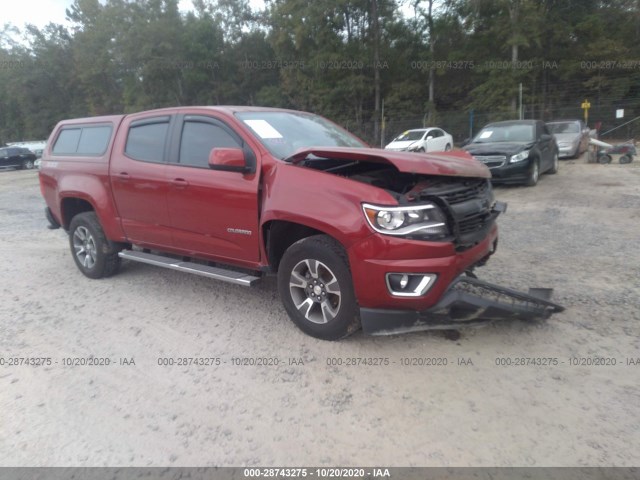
[489,159,533,184]
[558,145,577,158]
[360,276,564,335]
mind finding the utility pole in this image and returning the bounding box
[371,0,381,146]
[519,83,523,119]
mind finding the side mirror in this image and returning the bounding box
[208,148,251,173]
[426,135,434,140]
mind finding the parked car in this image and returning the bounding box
[547,120,589,158]
[385,128,453,153]
[463,120,559,186]
[0,146,37,170]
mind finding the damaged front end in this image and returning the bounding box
[361,276,565,335]
[288,147,565,335]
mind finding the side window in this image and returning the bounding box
[125,120,170,162]
[77,126,112,155]
[52,125,112,155]
[179,120,241,168]
[53,129,82,154]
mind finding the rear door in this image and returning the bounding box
[164,114,261,265]
[537,122,554,170]
[109,115,174,247]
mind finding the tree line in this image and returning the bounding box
[2,0,640,145]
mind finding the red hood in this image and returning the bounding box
[288,147,490,178]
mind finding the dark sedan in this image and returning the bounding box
[463,120,558,186]
[0,146,37,170]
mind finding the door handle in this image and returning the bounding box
[172,178,189,188]
[116,172,130,180]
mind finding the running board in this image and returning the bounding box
[118,250,260,286]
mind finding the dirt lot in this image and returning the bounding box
[0,156,639,467]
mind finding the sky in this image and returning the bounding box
[3,0,418,31]
[2,0,269,30]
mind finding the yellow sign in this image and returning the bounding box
[581,99,591,124]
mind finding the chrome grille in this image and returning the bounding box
[417,178,496,248]
[473,155,506,168]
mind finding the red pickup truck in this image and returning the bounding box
[39,106,563,340]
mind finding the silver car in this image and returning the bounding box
[547,120,590,159]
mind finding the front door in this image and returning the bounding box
[164,114,261,265]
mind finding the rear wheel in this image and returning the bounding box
[525,159,539,186]
[598,154,612,164]
[22,159,34,170]
[69,212,121,279]
[548,152,559,174]
[277,235,360,340]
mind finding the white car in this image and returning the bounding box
[385,128,453,153]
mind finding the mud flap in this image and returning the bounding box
[360,276,565,336]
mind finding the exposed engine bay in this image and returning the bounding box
[297,155,506,250]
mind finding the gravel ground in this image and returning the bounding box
[0,156,639,467]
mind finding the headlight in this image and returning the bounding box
[510,150,530,163]
[362,203,449,239]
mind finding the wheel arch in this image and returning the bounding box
[60,196,95,229]
[263,220,348,272]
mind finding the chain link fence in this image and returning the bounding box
[345,102,640,147]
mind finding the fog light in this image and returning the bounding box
[386,273,437,297]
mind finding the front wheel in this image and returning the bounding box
[525,159,539,186]
[69,212,121,279]
[22,159,34,170]
[444,144,452,151]
[277,235,360,340]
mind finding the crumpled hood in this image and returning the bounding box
[463,142,533,156]
[287,147,491,179]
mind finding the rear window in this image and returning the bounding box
[52,125,112,156]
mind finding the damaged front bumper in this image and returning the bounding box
[360,276,565,336]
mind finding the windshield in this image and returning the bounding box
[236,111,367,160]
[547,122,579,134]
[393,130,426,142]
[473,124,534,143]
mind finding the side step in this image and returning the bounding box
[118,250,260,286]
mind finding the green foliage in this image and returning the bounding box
[1,0,640,144]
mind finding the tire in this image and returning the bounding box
[619,154,632,164]
[69,212,121,279]
[598,154,612,165]
[416,147,425,153]
[22,159,34,170]
[444,144,452,151]
[525,158,539,187]
[547,152,559,174]
[277,235,360,340]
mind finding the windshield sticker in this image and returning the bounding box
[479,130,493,139]
[244,119,283,139]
